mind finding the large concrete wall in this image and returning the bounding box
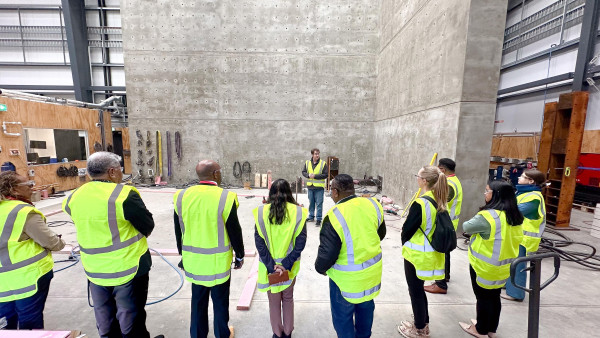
[122,0,379,185]
[374,0,507,225]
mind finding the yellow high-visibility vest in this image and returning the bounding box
[0,201,53,302]
[254,203,307,293]
[517,191,546,254]
[468,209,523,289]
[447,175,463,230]
[401,191,446,280]
[325,197,383,304]
[306,159,326,188]
[63,182,148,287]
[174,184,238,287]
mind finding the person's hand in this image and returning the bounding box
[274,264,286,276]
[309,174,315,179]
[233,257,244,269]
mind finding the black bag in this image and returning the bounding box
[418,196,457,253]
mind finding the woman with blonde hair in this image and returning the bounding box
[398,165,448,338]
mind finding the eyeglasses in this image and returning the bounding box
[16,180,35,187]
[484,189,492,195]
[520,174,530,180]
[414,174,423,179]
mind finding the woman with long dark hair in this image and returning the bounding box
[503,169,547,302]
[459,180,524,338]
[254,179,308,338]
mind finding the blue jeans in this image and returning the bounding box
[308,188,324,221]
[329,278,375,338]
[0,270,53,330]
[505,245,527,300]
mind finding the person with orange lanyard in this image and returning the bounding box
[0,171,65,330]
[502,169,547,302]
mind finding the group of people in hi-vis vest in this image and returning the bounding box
[0,151,546,338]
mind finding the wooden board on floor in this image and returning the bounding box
[236,256,259,311]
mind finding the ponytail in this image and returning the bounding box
[421,165,449,212]
[432,172,448,212]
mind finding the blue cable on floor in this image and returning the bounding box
[146,248,184,305]
[54,246,184,306]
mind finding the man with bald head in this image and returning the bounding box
[173,160,245,338]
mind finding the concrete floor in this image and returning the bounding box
[33,187,600,337]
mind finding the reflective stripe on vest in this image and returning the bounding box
[255,204,304,290]
[477,275,507,287]
[0,204,49,273]
[63,190,76,216]
[402,199,435,253]
[448,180,459,220]
[177,189,231,254]
[257,204,303,259]
[518,192,546,238]
[367,198,382,226]
[185,269,231,282]
[306,160,325,185]
[331,204,382,272]
[77,185,144,255]
[341,283,381,299]
[0,284,36,298]
[86,266,137,279]
[417,269,446,278]
[469,210,516,266]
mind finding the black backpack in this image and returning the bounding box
[418,196,457,254]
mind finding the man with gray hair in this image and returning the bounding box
[63,151,163,338]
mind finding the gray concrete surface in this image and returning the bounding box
[374,0,508,229]
[35,189,600,337]
[122,0,509,229]
[122,0,379,184]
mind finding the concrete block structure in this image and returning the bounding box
[122,0,508,223]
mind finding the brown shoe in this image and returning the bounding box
[424,283,447,294]
[229,326,234,338]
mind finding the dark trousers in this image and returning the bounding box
[0,270,53,330]
[329,278,374,338]
[191,278,230,338]
[89,273,150,338]
[404,260,429,330]
[469,265,501,335]
[435,252,451,289]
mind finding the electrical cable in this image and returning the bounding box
[47,220,73,227]
[84,247,185,307]
[54,246,79,273]
[233,161,242,179]
[145,248,184,305]
[175,131,182,160]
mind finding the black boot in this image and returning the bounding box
[272,334,282,338]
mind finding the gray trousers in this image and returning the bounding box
[267,278,296,337]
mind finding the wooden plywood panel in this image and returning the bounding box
[490,135,539,159]
[538,102,558,174]
[581,130,600,154]
[0,97,105,192]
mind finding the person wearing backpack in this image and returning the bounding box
[458,180,523,338]
[502,169,546,302]
[424,158,462,295]
[397,165,448,338]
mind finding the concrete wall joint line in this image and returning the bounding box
[378,0,432,55]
